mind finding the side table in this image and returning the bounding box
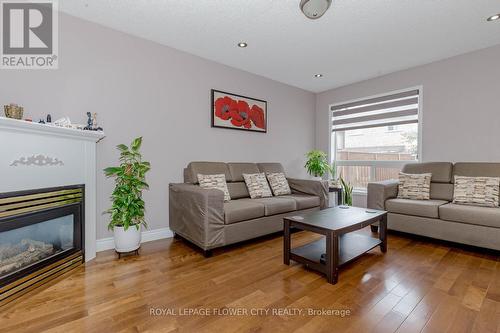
[329,186,343,206]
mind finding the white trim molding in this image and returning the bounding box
[96,227,174,252]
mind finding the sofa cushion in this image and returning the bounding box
[257,163,285,175]
[278,194,320,210]
[227,163,260,182]
[252,197,297,216]
[223,199,265,224]
[439,203,500,228]
[397,173,432,200]
[453,176,500,208]
[402,162,453,183]
[266,172,292,196]
[226,182,250,199]
[197,174,231,201]
[453,163,500,180]
[185,162,231,184]
[430,183,454,201]
[385,198,448,218]
[242,173,273,199]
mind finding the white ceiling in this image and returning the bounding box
[60,0,500,93]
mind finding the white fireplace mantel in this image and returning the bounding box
[0,117,105,262]
[0,116,104,141]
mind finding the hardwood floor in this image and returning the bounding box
[1,229,499,333]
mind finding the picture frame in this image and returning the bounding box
[211,89,267,133]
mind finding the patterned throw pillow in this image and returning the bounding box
[242,173,273,199]
[453,176,500,207]
[197,174,231,202]
[266,172,291,196]
[397,172,432,200]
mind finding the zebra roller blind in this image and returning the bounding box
[331,89,419,132]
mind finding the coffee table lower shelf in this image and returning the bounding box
[290,233,382,273]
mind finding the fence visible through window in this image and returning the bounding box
[330,88,421,190]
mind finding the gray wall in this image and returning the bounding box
[0,14,316,239]
[316,44,500,163]
[316,44,500,208]
[3,13,498,238]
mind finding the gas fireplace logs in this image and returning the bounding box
[0,239,55,276]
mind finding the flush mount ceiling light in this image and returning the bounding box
[487,14,500,21]
[300,0,332,20]
[237,42,248,48]
[314,74,323,78]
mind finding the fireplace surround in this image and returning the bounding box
[0,117,104,305]
[0,117,104,264]
[0,185,85,305]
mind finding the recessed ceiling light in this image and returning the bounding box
[487,14,500,21]
[314,74,323,78]
[237,42,248,48]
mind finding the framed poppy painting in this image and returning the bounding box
[211,89,267,133]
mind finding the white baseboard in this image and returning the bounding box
[96,227,173,252]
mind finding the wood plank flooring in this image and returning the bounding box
[1,229,499,333]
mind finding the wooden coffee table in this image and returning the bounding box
[283,206,387,284]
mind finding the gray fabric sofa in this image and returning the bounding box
[169,162,329,255]
[367,162,500,250]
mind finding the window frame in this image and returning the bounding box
[328,86,424,193]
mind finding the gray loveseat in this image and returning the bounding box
[368,162,500,250]
[169,162,329,256]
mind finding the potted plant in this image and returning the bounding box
[104,137,151,254]
[305,150,330,178]
[328,161,339,187]
[339,175,353,206]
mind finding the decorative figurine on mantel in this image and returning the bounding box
[83,112,103,131]
[84,112,92,130]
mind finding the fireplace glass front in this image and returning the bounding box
[0,214,76,279]
[0,185,84,305]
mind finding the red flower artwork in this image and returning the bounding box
[229,100,252,128]
[213,91,266,131]
[249,105,265,129]
[214,96,235,120]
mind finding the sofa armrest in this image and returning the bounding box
[287,178,329,209]
[367,180,399,210]
[169,183,225,250]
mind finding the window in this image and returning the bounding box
[330,88,421,191]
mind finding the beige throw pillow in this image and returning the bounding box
[453,176,499,208]
[242,173,273,199]
[197,174,231,202]
[266,172,291,196]
[397,172,432,200]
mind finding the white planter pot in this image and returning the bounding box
[113,226,141,253]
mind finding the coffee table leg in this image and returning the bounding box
[326,232,339,284]
[284,219,290,265]
[379,215,387,253]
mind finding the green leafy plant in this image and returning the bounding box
[305,150,330,177]
[104,137,151,231]
[340,175,353,206]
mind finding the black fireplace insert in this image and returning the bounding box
[0,185,84,305]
